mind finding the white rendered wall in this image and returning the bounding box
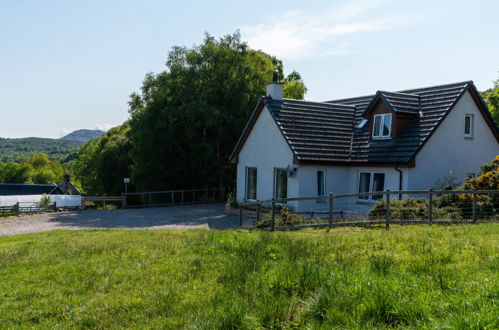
[296,165,408,212]
[0,195,82,208]
[407,91,499,190]
[236,107,297,206]
[296,166,348,211]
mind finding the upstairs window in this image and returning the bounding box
[464,114,474,138]
[373,114,392,139]
[245,167,257,200]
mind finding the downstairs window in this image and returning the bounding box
[274,168,287,200]
[358,172,385,200]
[245,167,257,200]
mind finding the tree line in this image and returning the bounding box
[70,32,307,195]
[0,33,497,197]
[0,153,66,185]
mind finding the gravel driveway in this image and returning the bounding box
[0,203,242,237]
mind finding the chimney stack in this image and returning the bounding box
[266,70,283,100]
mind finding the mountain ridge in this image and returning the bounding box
[0,129,105,162]
[60,129,105,142]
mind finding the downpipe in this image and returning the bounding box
[394,165,403,200]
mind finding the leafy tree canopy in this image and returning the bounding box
[283,71,307,100]
[464,155,499,190]
[481,78,499,124]
[0,152,64,184]
[70,124,132,195]
[127,32,306,192]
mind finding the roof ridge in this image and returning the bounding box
[397,80,472,94]
[379,90,419,97]
[283,98,356,108]
[325,81,472,104]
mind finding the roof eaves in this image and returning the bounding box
[228,97,266,162]
[406,82,471,163]
[360,91,387,117]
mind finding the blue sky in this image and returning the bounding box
[0,0,498,138]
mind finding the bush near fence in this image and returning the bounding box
[368,193,498,221]
[255,206,309,227]
[239,189,499,230]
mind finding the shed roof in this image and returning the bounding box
[0,183,59,196]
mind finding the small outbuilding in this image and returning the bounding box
[0,173,81,196]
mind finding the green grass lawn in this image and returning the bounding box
[0,225,497,329]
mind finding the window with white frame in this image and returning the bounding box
[245,167,257,200]
[274,168,287,200]
[317,170,325,196]
[464,114,474,138]
[358,172,385,200]
[372,114,392,139]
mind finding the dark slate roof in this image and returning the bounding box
[266,98,356,162]
[371,91,421,115]
[231,81,498,165]
[333,81,471,164]
[0,183,58,196]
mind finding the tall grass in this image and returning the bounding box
[0,224,497,328]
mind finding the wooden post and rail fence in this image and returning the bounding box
[82,188,225,209]
[0,202,57,216]
[238,189,498,230]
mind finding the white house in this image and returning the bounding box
[230,76,499,211]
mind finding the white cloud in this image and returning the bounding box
[95,123,115,132]
[58,129,73,138]
[241,0,424,60]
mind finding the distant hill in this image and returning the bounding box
[0,129,105,163]
[0,137,82,162]
[60,129,105,142]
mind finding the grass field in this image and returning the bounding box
[0,225,497,328]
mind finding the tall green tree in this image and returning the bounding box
[71,124,132,195]
[283,71,307,100]
[481,78,499,124]
[128,32,306,192]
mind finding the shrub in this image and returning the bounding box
[255,205,306,227]
[368,198,429,220]
[226,192,239,208]
[368,197,463,221]
[36,194,53,210]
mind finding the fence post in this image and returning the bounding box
[255,200,260,223]
[181,190,184,205]
[121,193,126,209]
[14,202,19,216]
[149,193,152,207]
[428,188,433,225]
[385,190,390,230]
[171,191,174,205]
[328,192,333,228]
[239,204,243,227]
[472,189,477,222]
[103,196,106,208]
[271,198,276,231]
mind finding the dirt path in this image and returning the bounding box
[0,204,242,236]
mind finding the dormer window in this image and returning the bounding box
[373,114,392,139]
